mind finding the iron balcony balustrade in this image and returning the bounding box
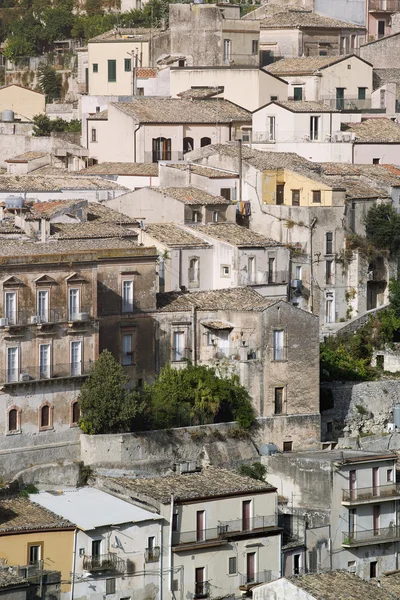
[1,361,92,385]
[342,483,400,504]
[83,553,125,573]
[342,526,400,547]
[193,581,210,599]
[239,570,278,590]
[369,0,400,10]
[0,308,93,327]
[144,547,160,563]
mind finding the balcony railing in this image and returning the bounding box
[145,151,184,164]
[172,527,225,546]
[219,515,278,534]
[1,361,92,384]
[321,97,372,111]
[0,307,92,327]
[238,270,289,286]
[145,547,160,562]
[239,570,277,587]
[343,526,400,547]
[369,0,400,10]
[342,483,400,503]
[194,581,210,598]
[83,553,125,572]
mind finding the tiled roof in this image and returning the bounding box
[104,466,274,504]
[157,287,277,312]
[79,162,159,176]
[266,55,357,75]
[340,179,389,199]
[0,570,27,589]
[0,175,128,192]
[0,497,74,533]
[373,68,400,90]
[89,27,159,43]
[320,162,400,186]
[145,223,211,248]
[287,571,394,600]
[270,100,338,113]
[87,109,108,120]
[5,151,48,163]
[190,223,283,247]
[136,68,157,78]
[113,98,251,124]
[0,237,142,258]
[51,222,138,240]
[23,199,84,221]
[177,86,224,99]
[343,118,400,143]
[85,201,138,224]
[261,9,365,29]
[152,187,231,205]
[31,167,69,176]
[165,163,238,178]
[379,570,400,596]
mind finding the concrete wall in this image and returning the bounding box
[314,0,366,26]
[360,33,400,68]
[354,143,400,166]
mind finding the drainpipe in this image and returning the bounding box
[71,528,78,600]
[309,217,317,314]
[238,138,242,205]
[192,304,197,366]
[159,520,163,600]
[168,494,174,600]
[133,123,141,163]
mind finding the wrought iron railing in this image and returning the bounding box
[172,527,223,546]
[194,581,210,598]
[343,526,400,546]
[0,307,92,327]
[1,361,92,384]
[172,516,278,547]
[342,483,400,502]
[83,553,125,572]
[239,570,276,586]
[369,0,400,10]
[145,547,160,562]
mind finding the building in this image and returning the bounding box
[0,496,74,596]
[366,1,400,42]
[31,487,162,600]
[265,54,373,110]
[77,162,160,190]
[0,571,28,600]
[99,466,283,598]
[0,85,45,122]
[264,450,400,578]
[372,68,400,117]
[259,10,366,64]
[5,152,50,175]
[340,118,400,164]
[159,163,239,201]
[360,31,400,68]
[86,97,251,164]
[156,288,320,439]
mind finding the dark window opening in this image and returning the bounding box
[274,387,284,415]
[201,137,211,147]
[183,137,194,154]
[8,409,17,432]
[40,405,50,428]
[72,401,80,424]
[283,441,293,452]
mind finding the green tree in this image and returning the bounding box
[78,350,144,435]
[38,64,62,101]
[145,363,255,430]
[32,114,54,136]
[365,203,400,256]
[238,462,267,481]
[85,0,104,16]
[41,5,75,42]
[389,278,400,319]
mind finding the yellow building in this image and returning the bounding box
[0,497,75,593]
[0,85,45,121]
[262,168,334,207]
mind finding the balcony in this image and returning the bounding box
[239,270,289,286]
[219,515,279,537]
[194,581,210,599]
[144,547,160,563]
[239,570,277,591]
[369,0,400,10]
[172,527,228,551]
[343,526,400,547]
[321,97,372,111]
[144,151,184,164]
[83,553,125,573]
[0,307,93,328]
[342,483,400,505]
[0,361,92,386]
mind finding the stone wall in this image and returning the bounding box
[360,34,400,68]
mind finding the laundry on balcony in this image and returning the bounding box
[237,201,251,216]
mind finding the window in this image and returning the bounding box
[39,344,51,378]
[152,137,171,162]
[122,333,133,365]
[326,421,333,434]
[268,257,276,283]
[92,540,101,558]
[246,552,255,583]
[28,544,42,565]
[340,37,347,54]
[293,87,303,101]
[283,441,293,452]
[70,340,82,376]
[370,561,377,579]
[373,158,380,165]
[137,378,143,388]
[124,58,131,72]
[137,87,144,96]
[351,34,357,49]
[172,513,178,531]
[274,387,284,415]
[107,59,116,82]
[189,257,200,287]
[221,265,230,278]
[220,188,231,201]
[178,59,185,67]
[378,20,385,38]
[8,408,18,432]
[292,190,300,206]
[223,39,231,63]
[183,137,194,154]
[228,557,237,575]
[387,468,394,483]
[122,280,134,313]
[71,401,80,425]
[106,578,116,595]
[7,347,18,383]
[212,211,218,223]
[273,330,284,361]
[293,554,301,575]
[252,40,258,55]
[270,95,278,101]
[201,137,211,147]
[295,265,302,279]
[268,116,275,141]
[173,331,185,361]
[276,183,284,205]
[380,89,386,109]
[5,291,16,324]
[40,404,51,428]
[93,63,98,73]
[91,128,97,143]
[192,211,201,223]
[319,50,327,56]
[248,256,256,283]
[242,500,251,531]
[37,290,49,322]
[310,116,320,141]
[196,510,205,542]
[326,232,333,254]
[358,87,367,100]
[326,260,333,285]
[68,288,80,321]
[325,293,334,323]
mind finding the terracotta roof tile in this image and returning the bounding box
[6,152,48,163]
[261,9,365,29]
[79,162,159,176]
[271,100,338,113]
[165,164,238,178]
[266,54,359,75]
[136,68,157,78]
[343,118,400,143]
[0,497,74,533]
[177,86,224,99]
[157,287,278,312]
[189,223,283,247]
[89,28,159,43]
[145,223,211,247]
[0,175,128,192]
[152,186,231,205]
[287,571,394,600]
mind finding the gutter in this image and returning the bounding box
[168,493,174,599]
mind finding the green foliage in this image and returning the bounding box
[238,462,267,481]
[85,0,104,16]
[365,203,400,257]
[38,64,62,102]
[71,13,118,41]
[144,363,255,430]
[78,350,145,435]
[320,342,375,382]
[355,404,368,415]
[19,483,39,497]
[32,114,81,136]
[389,278,400,319]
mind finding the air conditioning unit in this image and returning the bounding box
[290,279,302,288]
[334,133,343,142]
[30,316,39,324]
[0,318,8,327]
[77,312,89,321]
[20,373,31,382]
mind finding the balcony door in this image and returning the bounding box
[195,567,205,597]
[373,467,379,497]
[68,288,80,321]
[173,331,184,362]
[152,137,171,162]
[336,88,345,110]
[349,469,356,500]
[92,540,101,568]
[37,290,49,323]
[71,340,82,376]
[246,552,256,583]
[39,344,51,378]
[5,291,16,324]
[196,510,205,542]
[242,500,251,531]
[7,347,18,382]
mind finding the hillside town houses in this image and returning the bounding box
[3,0,400,599]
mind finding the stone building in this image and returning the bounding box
[360,31,400,68]
[155,287,320,449]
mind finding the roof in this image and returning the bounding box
[165,163,238,178]
[261,9,365,29]
[31,488,159,530]
[0,496,74,534]
[87,109,108,120]
[338,179,389,199]
[0,571,27,589]
[151,186,231,205]
[0,83,45,97]
[145,223,211,248]
[320,162,400,186]
[104,466,275,504]
[285,450,397,463]
[136,67,157,78]
[260,100,338,113]
[286,571,394,599]
[177,86,224,100]
[0,237,143,258]
[89,27,159,43]
[79,162,159,176]
[157,287,278,312]
[265,54,370,76]
[379,570,400,596]
[190,223,283,247]
[373,68,400,89]
[51,222,138,240]
[0,175,128,192]
[112,98,251,124]
[343,118,400,143]
[360,30,400,48]
[5,151,48,163]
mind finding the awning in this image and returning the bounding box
[201,320,234,330]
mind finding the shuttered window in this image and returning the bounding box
[108,60,116,82]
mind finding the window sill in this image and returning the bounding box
[70,423,79,428]
[39,426,54,432]
[6,430,21,436]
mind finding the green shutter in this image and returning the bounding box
[93,63,98,73]
[124,58,131,72]
[108,60,116,82]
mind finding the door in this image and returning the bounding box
[196,510,205,542]
[293,553,300,575]
[276,184,284,205]
[173,331,184,361]
[7,347,18,382]
[336,88,345,110]
[242,500,251,531]
[5,291,16,324]
[68,288,80,321]
[373,467,379,497]
[373,505,380,536]
[92,540,101,567]
[195,567,205,597]
[39,344,50,378]
[246,552,255,583]
[378,20,385,38]
[268,257,276,283]
[37,290,49,322]
[349,470,356,500]
[349,508,356,539]
[217,330,229,357]
[71,341,82,376]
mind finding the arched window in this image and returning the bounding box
[200,137,211,147]
[8,408,18,432]
[71,401,80,425]
[183,137,194,154]
[39,403,52,429]
[152,137,171,162]
[189,257,200,287]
